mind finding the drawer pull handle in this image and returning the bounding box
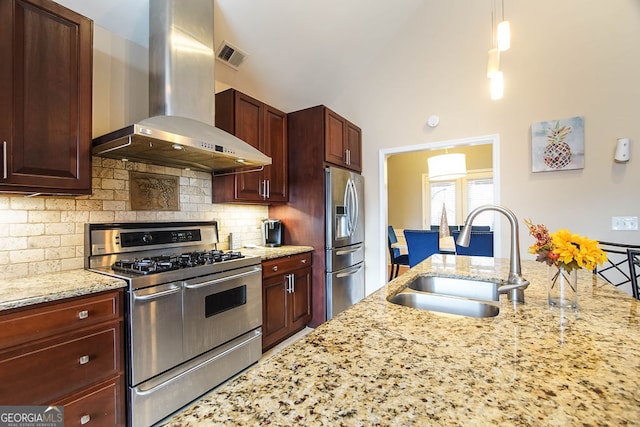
[272,266,278,272]
[301,259,307,263]
[80,414,91,424]
[79,355,90,365]
[78,310,89,319]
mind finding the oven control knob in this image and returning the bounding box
[142,234,153,244]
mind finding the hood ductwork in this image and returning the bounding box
[92,0,271,172]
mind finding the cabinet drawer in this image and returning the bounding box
[0,291,121,350]
[262,252,312,279]
[0,323,122,405]
[56,376,125,427]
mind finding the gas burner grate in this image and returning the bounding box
[111,251,245,275]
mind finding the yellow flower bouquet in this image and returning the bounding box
[524,219,607,273]
[525,219,607,308]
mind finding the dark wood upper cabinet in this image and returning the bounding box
[0,0,93,194]
[213,89,288,203]
[324,107,362,173]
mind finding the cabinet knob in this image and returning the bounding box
[272,266,278,272]
[301,259,307,264]
[80,414,91,425]
[79,355,90,365]
[78,310,89,319]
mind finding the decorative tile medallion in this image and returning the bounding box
[130,172,179,211]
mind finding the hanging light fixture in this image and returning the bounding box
[428,153,467,181]
[487,0,509,100]
[490,71,504,100]
[487,48,500,77]
[497,0,510,51]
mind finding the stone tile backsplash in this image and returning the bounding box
[0,157,268,279]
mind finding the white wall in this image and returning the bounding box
[329,0,640,294]
[51,0,640,296]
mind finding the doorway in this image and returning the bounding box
[378,134,501,283]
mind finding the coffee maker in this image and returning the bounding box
[262,219,283,247]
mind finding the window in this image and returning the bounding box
[465,177,494,227]
[430,181,456,227]
[424,169,494,229]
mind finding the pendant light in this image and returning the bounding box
[428,153,467,181]
[490,71,504,100]
[487,0,509,100]
[497,0,510,51]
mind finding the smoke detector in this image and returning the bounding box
[216,40,248,70]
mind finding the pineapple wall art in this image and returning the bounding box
[531,116,585,172]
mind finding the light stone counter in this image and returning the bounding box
[0,270,127,311]
[165,255,640,426]
[241,245,314,261]
[0,247,312,312]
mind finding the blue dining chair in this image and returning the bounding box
[451,231,494,256]
[403,230,440,267]
[388,226,410,281]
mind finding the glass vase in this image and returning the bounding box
[548,264,578,309]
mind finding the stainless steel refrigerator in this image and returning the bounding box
[325,166,365,319]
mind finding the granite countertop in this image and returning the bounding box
[165,255,640,426]
[0,246,312,312]
[0,269,127,311]
[241,245,314,261]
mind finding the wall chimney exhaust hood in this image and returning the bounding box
[92,0,271,172]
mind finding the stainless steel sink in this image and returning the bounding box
[406,275,500,302]
[389,292,500,318]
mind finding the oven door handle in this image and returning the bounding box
[183,267,261,290]
[133,285,181,301]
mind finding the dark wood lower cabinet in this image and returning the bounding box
[0,290,125,426]
[262,252,312,351]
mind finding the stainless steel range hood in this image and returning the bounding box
[92,0,271,172]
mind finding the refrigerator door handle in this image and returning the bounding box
[336,264,364,278]
[344,178,359,237]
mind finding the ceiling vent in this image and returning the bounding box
[216,40,247,70]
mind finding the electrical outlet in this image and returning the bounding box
[612,216,639,231]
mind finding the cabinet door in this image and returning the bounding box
[0,0,92,194]
[263,105,288,202]
[262,274,288,350]
[346,122,362,173]
[324,109,347,167]
[290,267,312,329]
[234,91,264,201]
[55,376,125,427]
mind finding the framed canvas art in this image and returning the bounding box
[531,116,584,172]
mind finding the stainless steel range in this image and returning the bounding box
[84,221,262,427]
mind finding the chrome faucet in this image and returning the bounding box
[457,204,529,303]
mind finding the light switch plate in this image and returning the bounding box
[612,216,639,231]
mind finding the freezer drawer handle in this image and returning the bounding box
[184,267,261,289]
[336,264,364,278]
[336,246,363,256]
